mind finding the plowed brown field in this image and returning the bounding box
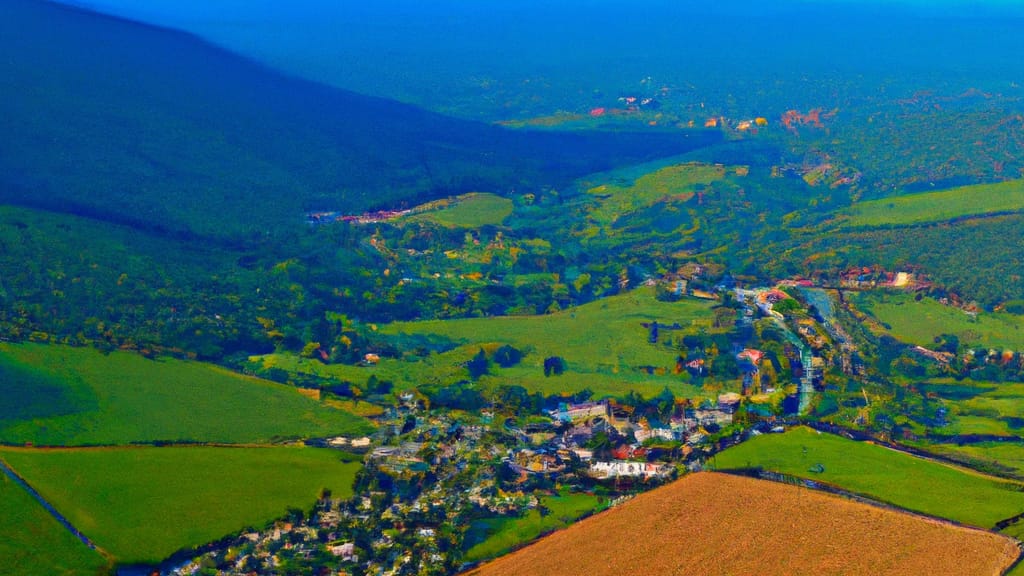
[463,472,1020,576]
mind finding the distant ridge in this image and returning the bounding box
[1,0,719,242]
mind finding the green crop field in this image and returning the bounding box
[0,446,361,565]
[713,427,1024,528]
[463,492,603,563]
[841,179,1024,228]
[0,343,372,446]
[0,474,110,576]
[853,293,1024,349]
[406,192,514,228]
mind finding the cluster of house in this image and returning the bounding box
[500,398,742,482]
[305,208,412,225]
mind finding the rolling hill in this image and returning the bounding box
[0,0,719,243]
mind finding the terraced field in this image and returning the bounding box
[464,472,1018,576]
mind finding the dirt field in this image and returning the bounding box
[463,472,1019,576]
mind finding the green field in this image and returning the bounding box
[405,192,514,228]
[0,446,361,565]
[853,293,1024,349]
[0,474,110,576]
[841,179,1024,228]
[0,343,372,446]
[257,287,718,400]
[384,287,714,375]
[463,492,603,563]
[713,427,1024,528]
[584,162,725,229]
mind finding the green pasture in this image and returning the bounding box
[405,192,514,228]
[0,474,110,576]
[255,288,718,400]
[463,492,603,563]
[0,343,372,446]
[583,162,725,228]
[256,348,704,401]
[920,442,1024,479]
[853,293,1024,349]
[841,179,1024,228]
[0,446,361,565]
[383,287,715,375]
[713,427,1024,528]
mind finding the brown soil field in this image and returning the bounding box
[464,472,1020,576]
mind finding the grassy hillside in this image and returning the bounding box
[842,179,1024,228]
[466,472,1018,576]
[405,193,514,228]
[713,427,1024,528]
[252,287,719,399]
[0,474,110,576]
[0,343,372,446]
[852,292,1024,349]
[383,287,714,374]
[0,446,360,565]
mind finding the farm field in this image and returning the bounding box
[0,474,110,576]
[840,179,1024,228]
[383,287,716,376]
[0,343,372,446]
[254,348,701,400]
[463,492,603,563]
[712,427,1024,528]
[921,441,1024,480]
[260,287,719,400]
[405,192,514,228]
[0,446,361,565]
[463,471,1018,576]
[852,293,1024,349]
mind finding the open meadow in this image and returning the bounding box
[852,293,1024,349]
[713,427,1024,528]
[463,471,1019,576]
[840,179,1024,228]
[257,287,718,399]
[0,474,110,576]
[0,343,372,446]
[383,287,715,376]
[0,446,361,565]
[405,192,514,228]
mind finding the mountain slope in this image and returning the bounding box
[0,0,719,242]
